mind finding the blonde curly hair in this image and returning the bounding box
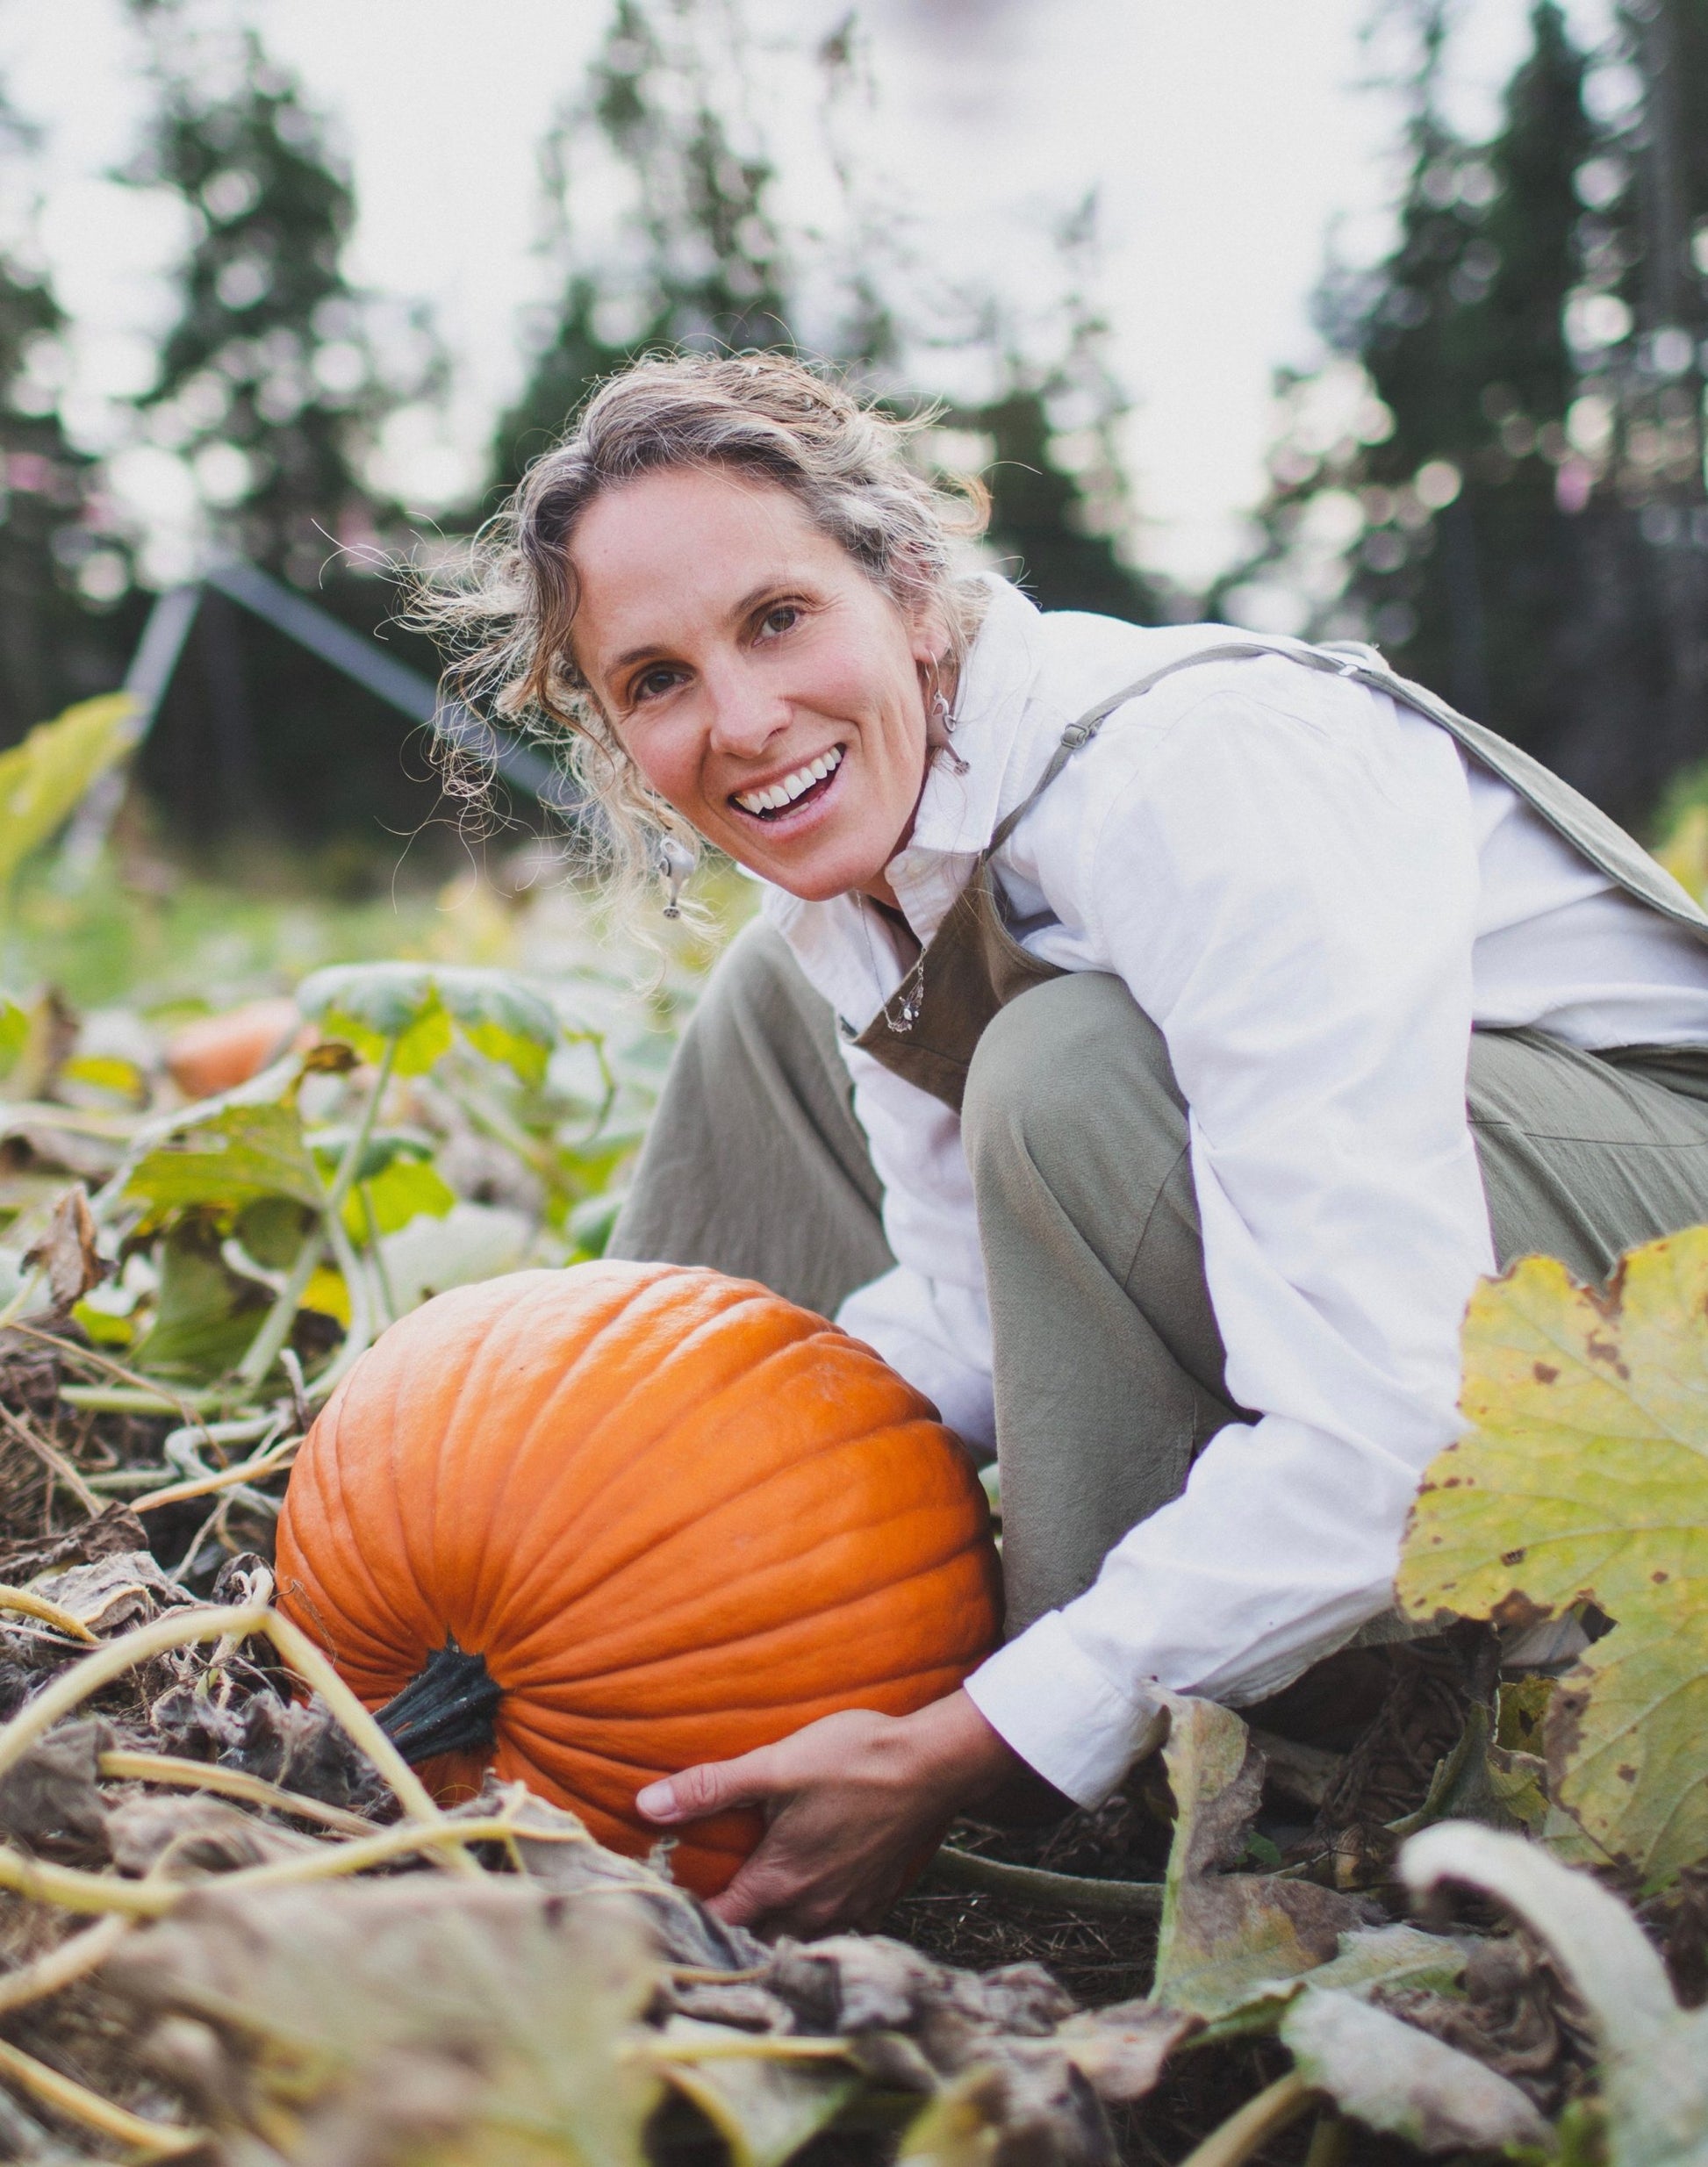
[423,350,991,917]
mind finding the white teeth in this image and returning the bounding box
[735,745,844,816]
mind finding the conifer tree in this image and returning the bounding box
[489,1,1164,628]
[488,0,789,501]
[1231,0,1708,819]
[0,96,133,746]
[951,205,1165,623]
[126,15,433,584]
[1583,0,1708,786]
[1230,6,1592,737]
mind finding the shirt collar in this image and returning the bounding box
[894,573,1045,863]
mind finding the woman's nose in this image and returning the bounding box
[704,665,788,758]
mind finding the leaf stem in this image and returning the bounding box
[927,1844,1165,1918]
[1175,2073,1316,2167]
[97,1748,377,1837]
[0,2034,205,2158]
[237,1034,396,1389]
[360,1181,398,1326]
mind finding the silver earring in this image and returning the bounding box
[659,836,696,919]
[931,689,969,775]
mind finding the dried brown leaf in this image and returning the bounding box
[105,1876,664,2167]
[23,1187,102,1312]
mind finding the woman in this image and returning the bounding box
[451,350,1708,1936]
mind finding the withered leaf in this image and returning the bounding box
[0,1503,149,1586]
[1149,1695,1380,2020]
[656,2016,859,2167]
[0,1716,111,1858]
[23,1183,102,1310]
[1281,1988,1550,2154]
[105,1876,664,2167]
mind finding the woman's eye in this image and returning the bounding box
[632,667,680,704]
[759,604,800,638]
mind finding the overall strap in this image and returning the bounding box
[980,635,1708,948]
[981,639,1337,863]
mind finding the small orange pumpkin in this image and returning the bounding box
[166,998,303,1100]
[276,1261,1001,1895]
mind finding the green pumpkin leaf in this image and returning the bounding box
[126,1102,322,1219]
[345,1157,456,1241]
[132,1224,269,1381]
[308,1125,434,1184]
[235,1195,317,1271]
[1396,1227,1708,1889]
[297,962,557,1082]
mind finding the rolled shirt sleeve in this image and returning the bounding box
[965,669,1499,1804]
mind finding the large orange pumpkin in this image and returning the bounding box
[276,1261,1001,1895]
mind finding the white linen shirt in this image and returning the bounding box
[757,577,1708,1807]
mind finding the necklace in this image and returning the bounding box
[857,893,925,1035]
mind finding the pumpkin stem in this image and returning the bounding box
[374,1639,503,1761]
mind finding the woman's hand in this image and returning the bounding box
[635,1690,1023,1936]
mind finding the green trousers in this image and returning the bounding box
[611,919,1708,1645]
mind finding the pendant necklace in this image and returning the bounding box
[858,893,925,1036]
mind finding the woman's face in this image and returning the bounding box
[568,465,942,903]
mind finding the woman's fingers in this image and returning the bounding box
[636,1746,780,1825]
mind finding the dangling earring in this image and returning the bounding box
[929,684,969,776]
[658,835,696,919]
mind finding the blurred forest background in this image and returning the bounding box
[0,0,1705,926]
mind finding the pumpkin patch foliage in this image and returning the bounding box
[3,877,1708,2160]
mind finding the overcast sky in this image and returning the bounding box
[1,0,1618,588]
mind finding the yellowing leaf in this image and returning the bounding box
[299,1264,351,1328]
[0,992,26,1075]
[0,692,136,892]
[61,1051,147,1102]
[71,1294,135,1347]
[1397,1228,1708,1888]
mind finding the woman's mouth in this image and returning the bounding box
[731,744,845,822]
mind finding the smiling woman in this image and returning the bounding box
[430,355,989,920]
[424,349,1708,1942]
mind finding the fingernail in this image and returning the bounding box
[636,1781,677,1819]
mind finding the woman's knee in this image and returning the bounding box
[962,972,1186,1215]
